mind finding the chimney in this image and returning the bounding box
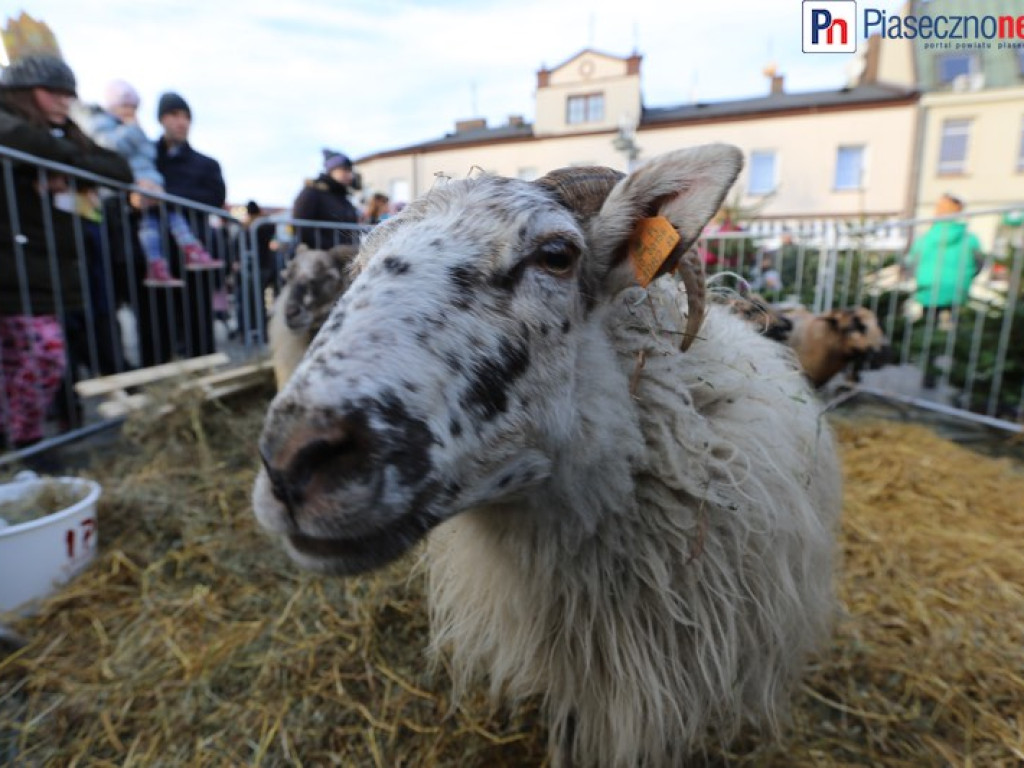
[454,118,487,134]
[507,114,524,127]
[537,67,550,89]
[762,63,784,95]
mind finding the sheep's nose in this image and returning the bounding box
[259,410,374,513]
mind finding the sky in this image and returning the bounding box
[5,0,902,208]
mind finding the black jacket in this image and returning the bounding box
[292,174,359,248]
[0,103,133,315]
[155,138,226,210]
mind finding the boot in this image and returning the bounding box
[183,243,224,271]
[144,259,184,288]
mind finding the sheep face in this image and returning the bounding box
[282,245,357,333]
[781,305,891,387]
[827,306,891,378]
[829,306,887,358]
[253,145,743,575]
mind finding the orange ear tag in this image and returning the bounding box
[628,216,681,287]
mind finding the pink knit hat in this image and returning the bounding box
[104,79,140,110]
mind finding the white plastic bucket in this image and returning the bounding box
[0,472,102,614]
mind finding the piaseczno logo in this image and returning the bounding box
[803,1,857,53]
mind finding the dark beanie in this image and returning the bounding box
[157,91,191,120]
[322,148,353,172]
[0,54,77,95]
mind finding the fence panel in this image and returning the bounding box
[0,146,254,456]
[700,208,1023,431]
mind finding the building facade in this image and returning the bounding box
[356,48,920,231]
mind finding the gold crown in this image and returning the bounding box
[2,11,62,64]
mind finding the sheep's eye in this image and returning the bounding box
[534,238,578,276]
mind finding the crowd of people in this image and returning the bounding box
[0,52,392,451]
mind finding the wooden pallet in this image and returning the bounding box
[75,354,272,419]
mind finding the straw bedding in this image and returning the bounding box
[1,387,1022,766]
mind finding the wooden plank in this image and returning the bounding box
[94,361,273,419]
[75,353,231,398]
[193,360,273,388]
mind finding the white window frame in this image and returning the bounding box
[566,93,605,125]
[748,150,777,196]
[938,119,971,175]
[834,145,865,191]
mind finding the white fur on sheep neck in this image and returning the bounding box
[252,145,842,767]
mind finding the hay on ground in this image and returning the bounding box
[1,391,1022,766]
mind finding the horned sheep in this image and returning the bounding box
[252,145,842,767]
[267,243,357,389]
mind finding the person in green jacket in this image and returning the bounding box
[905,193,983,388]
[908,193,982,311]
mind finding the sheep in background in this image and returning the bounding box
[781,305,890,387]
[268,244,357,389]
[253,145,841,767]
[720,291,890,388]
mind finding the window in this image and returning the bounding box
[938,119,970,175]
[834,145,865,190]
[748,150,777,195]
[566,93,605,125]
[937,54,976,84]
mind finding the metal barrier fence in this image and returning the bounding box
[241,205,1024,434]
[0,144,371,458]
[696,205,1024,432]
[2,139,1021,462]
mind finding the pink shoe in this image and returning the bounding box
[144,259,184,288]
[183,243,224,270]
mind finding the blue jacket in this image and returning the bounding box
[81,106,163,186]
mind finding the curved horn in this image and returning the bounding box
[676,248,705,352]
[534,166,624,220]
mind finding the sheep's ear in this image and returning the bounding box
[592,144,743,296]
[585,144,742,350]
